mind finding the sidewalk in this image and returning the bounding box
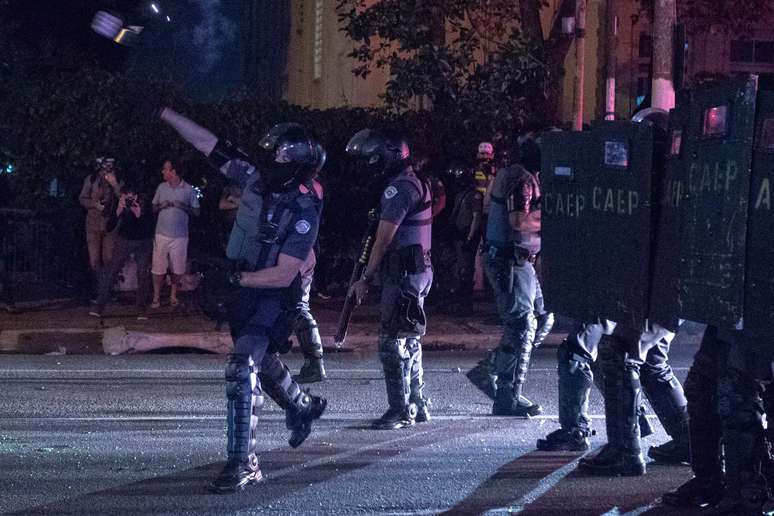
[0,295,569,355]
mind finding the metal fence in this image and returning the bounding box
[1,208,87,301]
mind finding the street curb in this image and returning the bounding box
[0,326,567,355]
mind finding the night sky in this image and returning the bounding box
[7,0,286,101]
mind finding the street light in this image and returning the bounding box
[151,3,159,14]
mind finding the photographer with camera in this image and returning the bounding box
[79,157,121,298]
[89,182,155,319]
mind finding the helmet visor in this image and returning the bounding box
[345,129,382,158]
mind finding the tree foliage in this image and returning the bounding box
[638,0,774,34]
[337,0,560,137]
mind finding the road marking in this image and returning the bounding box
[0,367,690,375]
[605,501,660,516]
[1,414,661,423]
[486,447,598,514]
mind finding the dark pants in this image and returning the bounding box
[94,237,152,312]
[683,327,726,483]
[484,254,538,397]
[294,266,322,360]
[378,263,433,412]
[452,238,476,302]
[715,333,772,507]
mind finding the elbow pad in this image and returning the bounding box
[209,140,253,170]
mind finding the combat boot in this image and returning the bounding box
[294,357,326,384]
[373,405,417,430]
[580,354,645,476]
[648,438,690,464]
[492,389,542,417]
[286,391,327,448]
[258,357,326,448]
[211,454,263,494]
[376,346,415,430]
[661,476,724,508]
[536,428,592,452]
[578,444,646,476]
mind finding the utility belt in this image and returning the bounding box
[485,242,537,264]
[383,244,432,277]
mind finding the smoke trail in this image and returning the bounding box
[189,0,236,74]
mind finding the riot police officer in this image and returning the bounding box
[483,142,545,417]
[537,319,689,476]
[158,108,327,492]
[347,129,434,430]
[663,328,772,514]
[577,322,687,476]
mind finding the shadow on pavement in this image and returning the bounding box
[11,423,490,515]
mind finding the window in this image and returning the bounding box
[669,129,683,156]
[313,0,324,80]
[755,41,774,64]
[604,141,629,168]
[731,40,755,63]
[730,39,774,64]
[703,105,729,137]
[554,166,572,177]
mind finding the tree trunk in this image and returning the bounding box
[651,0,676,110]
[573,0,587,131]
[604,0,617,120]
[519,0,544,47]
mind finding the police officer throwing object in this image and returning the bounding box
[157,108,327,493]
[483,143,544,417]
[346,129,434,430]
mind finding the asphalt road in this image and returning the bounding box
[0,334,710,515]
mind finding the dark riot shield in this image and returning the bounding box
[649,91,692,330]
[743,91,774,345]
[540,122,656,326]
[540,130,593,322]
[585,121,656,327]
[652,76,757,327]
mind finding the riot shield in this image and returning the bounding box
[540,122,657,326]
[652,76,757,327]
[743,90,774,343]
[540,130,593,322]
[649,91,692,330]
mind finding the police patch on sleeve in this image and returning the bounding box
[384,185,398,199]
[295,219,311,234]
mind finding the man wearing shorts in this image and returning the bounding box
[151,159,200,307]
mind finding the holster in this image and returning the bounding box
[387,291,427,336]
[385,244,430,277]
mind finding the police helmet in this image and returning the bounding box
[345,129,410,177]
[259,123,324,191]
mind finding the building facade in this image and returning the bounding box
[282,0,774,124]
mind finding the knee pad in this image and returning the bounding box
[379,337,410,360]
[225,354,256,401]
